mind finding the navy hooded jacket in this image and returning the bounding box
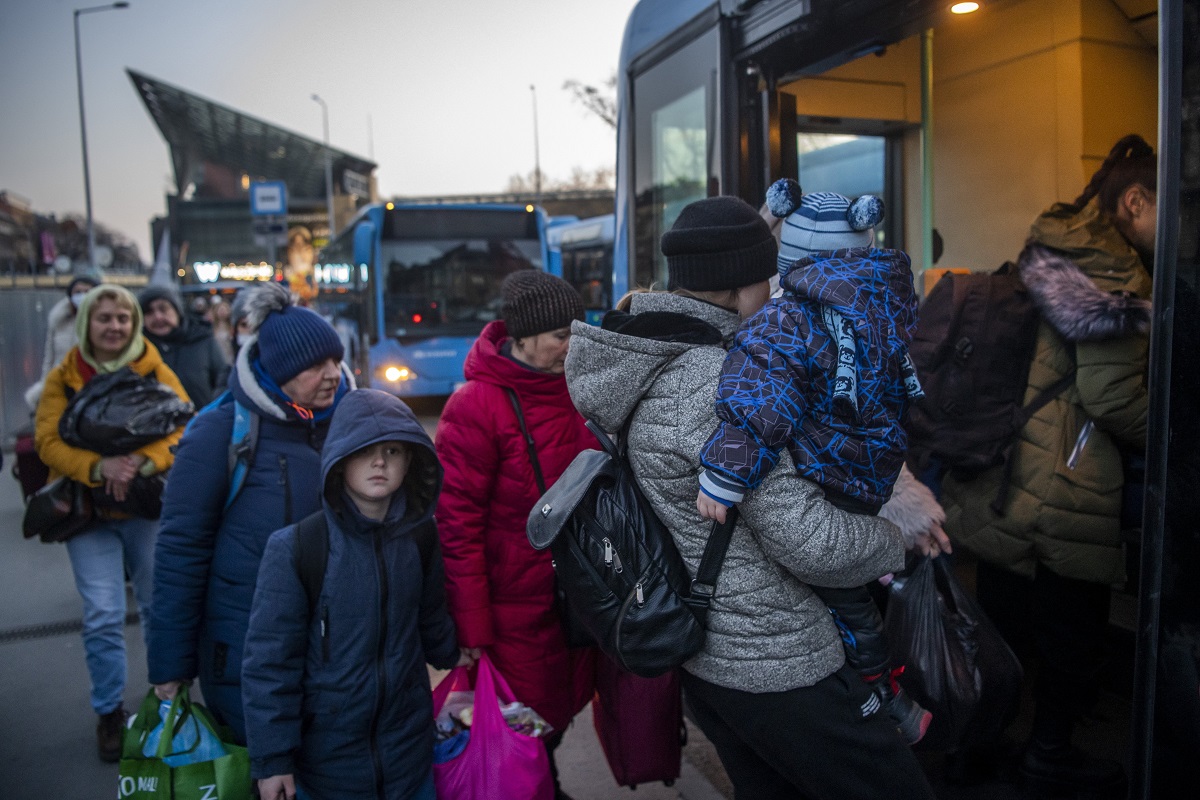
[241,389,458,799]
[148,343,347,741]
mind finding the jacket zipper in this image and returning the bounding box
[278,454,292,525]
[320,605,330,663]
[369,533,388,797]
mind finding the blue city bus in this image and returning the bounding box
[614,1,1196,794]
[546,214,614,325]
[314,202,550,396]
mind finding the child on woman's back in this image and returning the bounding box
[697,179,931,743]
[242,389,469,800]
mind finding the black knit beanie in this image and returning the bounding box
[500,270,585,339]
[138,284,184,318]
[660,196,777,291]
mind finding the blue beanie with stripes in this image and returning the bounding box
[766,179,884,273]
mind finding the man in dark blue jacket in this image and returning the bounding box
[148,283,351,742]
[243,389,461,800]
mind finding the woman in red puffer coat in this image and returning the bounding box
[435,271,595,799]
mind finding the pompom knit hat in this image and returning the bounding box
[660,196,777,292]
[501,270,585,339]
[766,178,884,272]
[256,304,344,385]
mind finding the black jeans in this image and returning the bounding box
[975,560,1111,746]
[680,666,935,800]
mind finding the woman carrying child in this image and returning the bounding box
[242,389,465,800]
[695,181,935,743]
[566,196,942,799]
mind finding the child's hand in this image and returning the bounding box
[258,774,296,800]
[456,647,481,667]
[696,492,728,524]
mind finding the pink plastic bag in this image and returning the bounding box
[432,654,554,800]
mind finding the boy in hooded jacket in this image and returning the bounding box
[242,389,466,800]
[694,180,932,744]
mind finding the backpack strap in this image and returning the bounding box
[505,388,547,494]
[686,510,740,621]
[412,518,437,578]
[292,512,435,628]
[990,344,1078,515]
[292,510,329,624]
[224,400,259,510]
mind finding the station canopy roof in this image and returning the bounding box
[128,69,376,201]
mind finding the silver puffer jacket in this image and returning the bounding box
[565,292,916,693]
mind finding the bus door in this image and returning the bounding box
[756,73,913,257]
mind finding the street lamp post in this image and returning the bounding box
[311,94,335,238]
[74,2,129,270]
[529,84,542,205]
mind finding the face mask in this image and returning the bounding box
[70,293,88,308]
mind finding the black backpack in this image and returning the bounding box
[906,264,1074,510]
[526,420,737,678]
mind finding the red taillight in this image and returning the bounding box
[412,313,423,323]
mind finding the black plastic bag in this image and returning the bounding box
[59,368,194,456]
[883,555,1023,751]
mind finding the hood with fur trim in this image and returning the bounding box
[1018,244,1151,343]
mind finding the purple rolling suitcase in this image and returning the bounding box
[591,655,683,788]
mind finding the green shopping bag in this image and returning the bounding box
[118,686,252,800]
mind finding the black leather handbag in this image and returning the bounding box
[91,472,168,520]
[22,476,95,543]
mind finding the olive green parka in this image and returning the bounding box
[942,200,1152,584]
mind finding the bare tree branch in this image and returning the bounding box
[563,74,617,130]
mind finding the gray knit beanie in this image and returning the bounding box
[138,284,184,318]
[501,270,585,339]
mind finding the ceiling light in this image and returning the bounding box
[950,2,980,13]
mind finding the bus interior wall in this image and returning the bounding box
[765,0,1158,280]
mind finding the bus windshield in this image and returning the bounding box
[381,207,543,339]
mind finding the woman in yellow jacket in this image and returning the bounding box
[35,284,189,763]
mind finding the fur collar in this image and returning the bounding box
[1018,244,1151,342]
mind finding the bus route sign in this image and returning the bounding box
[250,181,288,216]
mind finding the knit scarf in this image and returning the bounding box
[251,357,346,423]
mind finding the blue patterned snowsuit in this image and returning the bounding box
[700,247,919,512]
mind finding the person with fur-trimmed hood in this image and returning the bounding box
[941,134,1155,793]
[148,281,354,744]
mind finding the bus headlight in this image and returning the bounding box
[383,365,415,382]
